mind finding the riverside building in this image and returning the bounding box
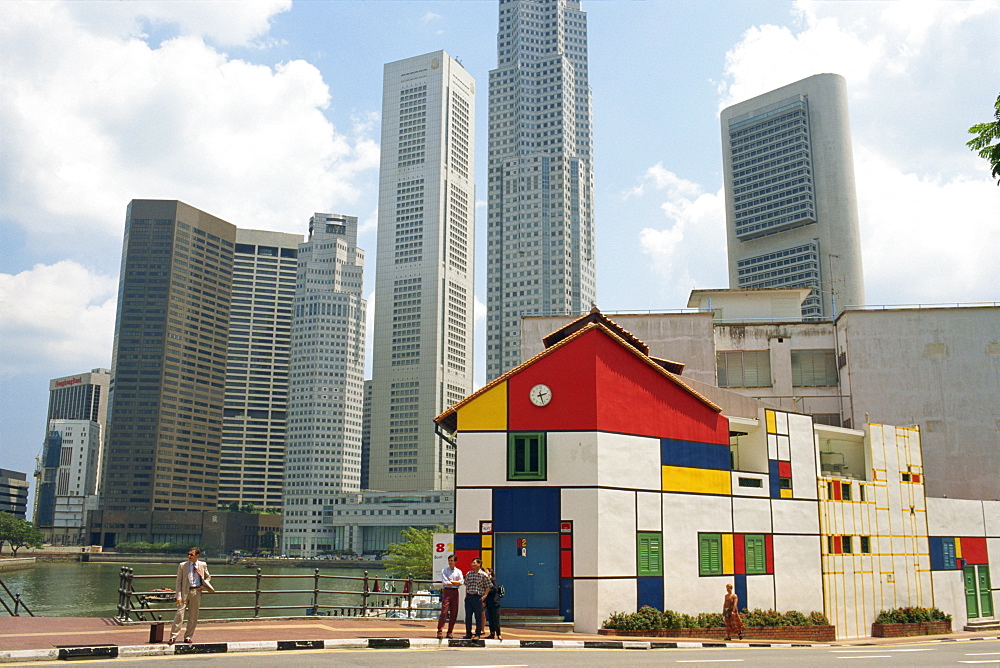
[486,0,596,379]
[282,213,367,557]
[218,230,302,512]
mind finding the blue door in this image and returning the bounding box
[494,533,560,609]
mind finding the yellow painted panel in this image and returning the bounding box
[780,488,793,499]
[955,537,962,558]
[482,550,492,569]
[661,466,731,495]
[481,535,493,548]
[766,410,776,434]
[457,381,507,431]
[722,534,734,575]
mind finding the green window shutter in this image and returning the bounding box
[637,533,663,577]
[745,534,765,574]
[699,533,722,576]
[508,432,546,480]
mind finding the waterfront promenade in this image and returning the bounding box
[2,614,998,662]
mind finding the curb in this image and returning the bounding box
[2,635,998,663]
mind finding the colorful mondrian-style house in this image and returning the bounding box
[435,311,998,636]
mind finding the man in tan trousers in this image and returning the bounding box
[169,547,214,644]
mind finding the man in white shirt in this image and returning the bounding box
[169,546,214,644]
[436,554,463,639]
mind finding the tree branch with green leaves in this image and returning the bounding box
[967,92,1000,185]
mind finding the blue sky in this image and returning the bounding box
[1,0,998,495]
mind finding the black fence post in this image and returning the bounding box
[406,573,414,616]
[362,570,368,617]
[254,568,262,618]
[312,568,320,615]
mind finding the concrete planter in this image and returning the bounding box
[599,625,836,642]
[871,621,951,637]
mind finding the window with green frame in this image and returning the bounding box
[508,432,546,480]
[637,533,663,576]
[744,534,766,574]
[699,533,723,576]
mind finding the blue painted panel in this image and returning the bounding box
[493,487,560,532]
[735,574,748,613]
[494,533,560,608]
[637,577,663,611]
[928,536,944,570]
[768,460,781,498]
[560,578,574,621]
[661,438,731,470]
[455,533,480,551]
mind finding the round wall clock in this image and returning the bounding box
[529,383,552,407]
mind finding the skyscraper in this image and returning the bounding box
[721,73,865,319]
[34,368,110,543]
[101,200,235,524]
[219,229,302,511]
[368,51,475,492]
[486,0,596,380]
[282,213,366,556]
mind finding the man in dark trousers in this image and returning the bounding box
[436,554,463,639]
[462,557,491,639]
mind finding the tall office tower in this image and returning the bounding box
[219,230,302,511]
[486,0,596,379]
[283,214,366,556]
[721,73,865,319]
[34,369,110,540]
[101,200,235,516]
[369,51,475,493]
[360,380,372,491]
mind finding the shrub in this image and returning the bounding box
[875,607,951,624]
[601,606,827,631]
[807,611,830,626]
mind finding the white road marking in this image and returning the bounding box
[958,661,1000,664]
[675,660,744,663]
[836,656,892,660]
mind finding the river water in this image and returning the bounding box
[2,561,389,619]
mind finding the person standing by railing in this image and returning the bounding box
[436,554,463,639]
[169,547,214,644]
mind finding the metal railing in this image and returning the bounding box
[0,578,35,616]
[115,567,438,624]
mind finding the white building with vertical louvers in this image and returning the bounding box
[369,51,475,493]
[721,73,865,319]
[283,214,366,557]
[486,0,596,380]
[220,229,302,512]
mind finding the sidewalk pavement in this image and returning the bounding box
[1,616,997,663]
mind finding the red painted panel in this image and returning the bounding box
[765,534,774,574]
[455,549,480,573]
[591,330,729,443]
[961,537,988,565]
[833,484,842,501]
[777,461,792,478]
[560,534,573,549]
[734,534,746,575]
[833,535,842,554]
[508,328,729,443]
[508,330,600,432]
[560,549,573,577]
[912,473,921,483]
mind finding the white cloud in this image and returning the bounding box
[635,165,728,299]
[65,0,292,47]
[0,262,118,378]
[0,2,379,263]
[855,145,1000,304]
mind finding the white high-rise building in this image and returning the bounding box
[220,229,302,511]
[486,0,596,380]
[369,51,475,492]
[283,214,366,557]
[721,73,865,319]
